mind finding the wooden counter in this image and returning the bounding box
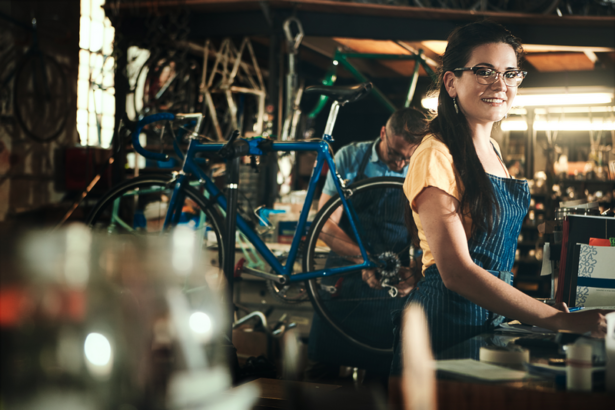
[242,377,613,410]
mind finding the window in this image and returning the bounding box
[78,0,115,147]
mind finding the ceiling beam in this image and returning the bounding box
[112,2,615,49]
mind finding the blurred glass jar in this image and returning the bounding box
[0,224,232,410]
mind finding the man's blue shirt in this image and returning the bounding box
[322,137,408,196]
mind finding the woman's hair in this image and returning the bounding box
[423,20,524,235]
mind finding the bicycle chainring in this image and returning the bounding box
[266,279,309,304]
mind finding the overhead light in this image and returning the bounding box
[533,119,615,131]
[422,94,613,111]
[422,87,614,110]
[536,106,615,114]
[501,120,528,131]
[513,93,613,107]
[514,86,614,107]
[501,118,615,131]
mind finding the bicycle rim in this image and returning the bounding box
[86,175,225,273]
[303,177,411,353]
[134,56,200,118]
[14,53,68,142]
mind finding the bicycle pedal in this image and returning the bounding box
[234,258,246,278]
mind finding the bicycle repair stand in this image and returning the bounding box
[215,130,244,383]
[221,131,242,342]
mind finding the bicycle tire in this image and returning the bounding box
[13,52,69,142]
[134,55,200,118]
[0,47,18,118]
[86,175,226,274]
[303,177,412,353]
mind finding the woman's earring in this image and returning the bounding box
[453,97,459,114]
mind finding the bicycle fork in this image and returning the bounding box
[164,175,190,230]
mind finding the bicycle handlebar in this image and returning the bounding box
[132,112,276,162]
[133,113,176,161]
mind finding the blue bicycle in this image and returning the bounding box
[86,83,413,353]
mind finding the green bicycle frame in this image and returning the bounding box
[308,48,437,119]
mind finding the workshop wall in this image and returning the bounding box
[0,0,79,222]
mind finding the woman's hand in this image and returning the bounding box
[556,309,612,338]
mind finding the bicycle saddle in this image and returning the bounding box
[305,82,373,104]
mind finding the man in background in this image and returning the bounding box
[305,107,429,384]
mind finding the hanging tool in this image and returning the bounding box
[281,17,304,141]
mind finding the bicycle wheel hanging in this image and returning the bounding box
[86,175,226,274]
[303,177,412,353]
[134,55,200,118]
[14,53,69,142]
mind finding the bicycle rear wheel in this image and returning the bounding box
[303,177,412,354]
[86,175,226,272]
[14,53,69,142]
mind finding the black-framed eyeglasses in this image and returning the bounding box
[453,66,527,87]
[384,129,412,164]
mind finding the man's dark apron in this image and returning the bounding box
[309,139,410,373]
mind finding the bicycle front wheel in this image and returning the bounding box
[303,177,412,354]
[86,175,226,272]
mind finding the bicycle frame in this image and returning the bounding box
[132,112,376,284]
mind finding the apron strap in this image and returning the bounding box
[490,141,510,178]
[356,138,379,181]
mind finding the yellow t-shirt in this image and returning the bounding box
[403,134,504,273]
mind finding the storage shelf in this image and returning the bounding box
[515,257,542,265]
[554,179,615,185]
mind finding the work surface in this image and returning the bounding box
[240,330,613,410]
[242,377,612,410]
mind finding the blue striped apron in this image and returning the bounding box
[391,171,530,374]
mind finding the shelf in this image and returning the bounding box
[517,241,542,247]
[515,257,542,265]
[554,179,615,186]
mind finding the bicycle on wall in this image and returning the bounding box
[0,11,69,143]
[86,82,415,354]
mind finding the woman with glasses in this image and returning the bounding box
[390,20,610,383]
